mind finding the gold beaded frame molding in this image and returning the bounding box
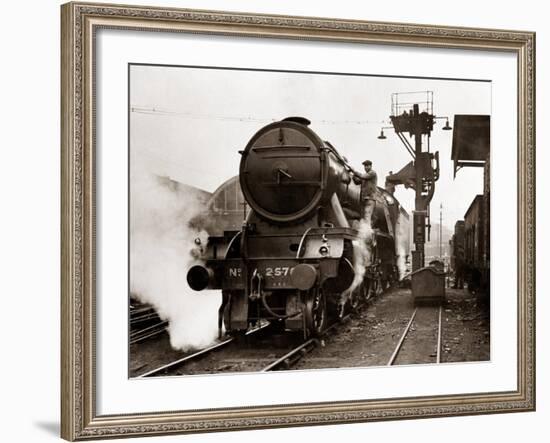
[61,2,535,440]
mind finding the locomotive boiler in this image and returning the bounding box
[187,117,409,338]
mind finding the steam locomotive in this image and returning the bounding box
[187,117,409,338]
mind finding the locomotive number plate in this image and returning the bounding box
[223,261,296,289]
[223,260,246,289]
[228,267,243,278]
[257,261,294,288]
[264,266,290,277]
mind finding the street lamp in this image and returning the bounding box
[377,126,393,140]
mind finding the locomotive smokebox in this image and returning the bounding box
[187,265,214,291]
[239,117,362,225]
[239,118,326,224]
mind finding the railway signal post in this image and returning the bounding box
[380,92,451,303]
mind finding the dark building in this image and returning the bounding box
[450,220,465,272]
[464,196,484,268]
[450,115,490,296]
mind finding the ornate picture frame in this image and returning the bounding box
[61,2,535,440]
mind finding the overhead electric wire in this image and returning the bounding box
[130,105,387,126]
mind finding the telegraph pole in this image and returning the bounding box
[439,203,443,259]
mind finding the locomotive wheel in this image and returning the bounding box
[268,319,286,334]
[304,288,327,336]
[364,279,375,300]
[361,280,370,301]
[349,287,360,311]
[365,277,383,299]
[373,277,383,297]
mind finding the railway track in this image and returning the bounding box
[260,316,348,372]
[260,338,319,372]
[138,323,272,377]
[129,302,168,345]
[130,320,168,344]
[139,316,350,377]
[387,305,443,366]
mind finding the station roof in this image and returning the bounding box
[451,115,490,177]
[156,175,212,203]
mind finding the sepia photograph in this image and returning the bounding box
[128,64,491,378]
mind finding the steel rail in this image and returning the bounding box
[130,320,168,338]
[261,339,319,372]
[436,306,443,364]
[261,316,348,372]
[130,306,156,315]
[387,308,418,366]
[129,326,168,345]
[130,313,160,323]
[138,323,269,378]
[387,306,444,366]
[139,337,235,377]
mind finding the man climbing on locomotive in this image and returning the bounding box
[355,159,378,222]
[348,160,381,303]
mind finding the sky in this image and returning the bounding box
[129,64,491,230]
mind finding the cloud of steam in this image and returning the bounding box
[394,211,410,279]
[349,217,374,293]
[130,168,221,352]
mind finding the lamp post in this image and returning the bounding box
[439,203,443,260]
